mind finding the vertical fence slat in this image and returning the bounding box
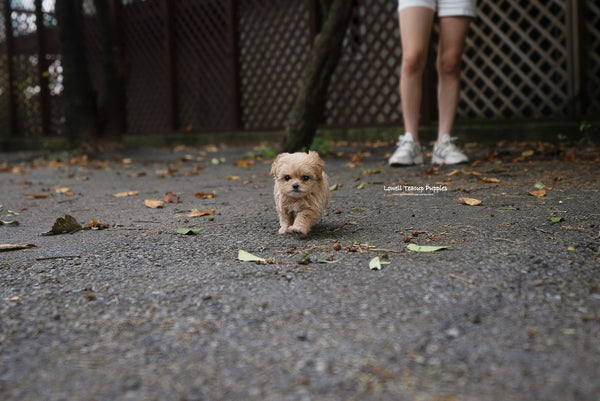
[3,0,16,137]
[228,0,241,130]
[566,0,586,115]
[163,0,177,131]
[34,0,50,136]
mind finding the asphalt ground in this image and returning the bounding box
[1,139,599,401]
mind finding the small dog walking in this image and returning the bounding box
[270,151,329,235]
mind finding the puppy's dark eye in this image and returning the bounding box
[284,175,291,181]
[302,175,310,181]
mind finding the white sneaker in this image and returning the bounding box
[432,135,468,165]
[388,133,424,166]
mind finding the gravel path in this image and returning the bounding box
[1,142,599,401]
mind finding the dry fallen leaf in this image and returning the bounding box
[186,209,216,218]
[128,172,147,178]
[447,169,461,176]
[145,199,164,208]
[0,243,38,252]
[113,191,139,197]
[25,192,50,199]
[479,177,500,183]
[457,197,482,206]
[529,189,546,197]
[54,185,71,193]
[82,218,109,230]
[226,175,240,180]
[185,166,204,176]
[195,191,216,199]
[521,149,534,157]
[164,191,180,204]
[234,159,254,168]
[42,215,82,235]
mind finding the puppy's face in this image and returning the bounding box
[271,151,325,199]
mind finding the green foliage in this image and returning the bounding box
[300,133,333,155]
[244,144,276,160]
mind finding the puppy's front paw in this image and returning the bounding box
[278,225,289,234]
[288,224,309,235]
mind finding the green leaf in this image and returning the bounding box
[550,217,564,223]
[329,184,338,191]
[407,243,450,252]
[356,182,366,189]
[369,257,382,270]
[0,205,19,216]
[176,228,200,235]
[368,257,390,270]
[534,181,547,190]
[316,259,342,264]
[238,250,266,262]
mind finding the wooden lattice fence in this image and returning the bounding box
[1,0,599,140]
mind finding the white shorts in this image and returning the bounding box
[398,0,477,18]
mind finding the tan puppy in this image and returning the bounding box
[270,151,329,235]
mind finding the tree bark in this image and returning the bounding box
[281,0,353,152]
[55,0,99,148]
[94,0,128,140]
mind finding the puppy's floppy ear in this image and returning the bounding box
[308,151,325,175]
[270,153,287,176]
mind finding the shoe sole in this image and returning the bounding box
[431,156,468,165]
[389,155,424,167]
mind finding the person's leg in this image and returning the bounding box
[399,7,435,142]
[436,16,471,141]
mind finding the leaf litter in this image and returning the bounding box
[42,215,82,235]
[407,244,450,253]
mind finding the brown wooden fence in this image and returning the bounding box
[1,0,599,141]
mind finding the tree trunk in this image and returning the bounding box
[281,0,353,152]
[55,0,99,148]
[94,0,128,140]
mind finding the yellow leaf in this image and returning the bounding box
[226,175,240,180]
[54,185,70,193]
[113,191,139,197]
[457,197,482,206]
[144,199,164,208]
[521,149,534,157]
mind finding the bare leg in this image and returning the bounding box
[436,16,472,141]
[399,7,435,142]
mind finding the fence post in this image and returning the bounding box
[163,0,177,131]
[3,0,16,137]
[566,0,585,116]
[228,0,241,130]
[306,0,321,38]
[34,0,50,136]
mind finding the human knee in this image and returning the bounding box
[437,55,461,77]
[401,51,427,75]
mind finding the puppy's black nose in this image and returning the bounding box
[292,183,299,190]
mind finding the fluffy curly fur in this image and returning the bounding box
[270,151,329,235]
